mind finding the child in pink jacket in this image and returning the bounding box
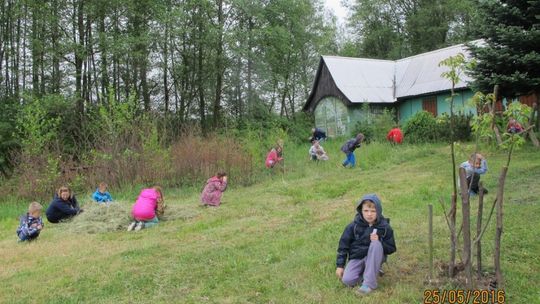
[201,172,228,207]
[127,186,165,231]
[265,145,283,168]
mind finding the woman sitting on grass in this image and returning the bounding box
[46,186,82,223]
[127,186,165,231]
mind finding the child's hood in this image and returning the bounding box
[207,176,221,183]
[355,193,384,223]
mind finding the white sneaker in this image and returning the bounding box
[134,221,144,231]
[127,221,137,231]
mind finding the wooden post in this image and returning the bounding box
[458,168,473,288]
[477,182,484,279]
[429,204,433,280]
[494,167,508,289]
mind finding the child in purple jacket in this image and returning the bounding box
[201,171,228,207]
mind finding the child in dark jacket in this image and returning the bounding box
[17,202,44,242]
[341,133,364,168]
[336,193,396,295]
[46,186,82,223]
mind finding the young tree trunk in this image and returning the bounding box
[428,204,434,280]
[449,193,457,277]
[459,168,473,288]
[51,0,60,93]
[213,0,224,128]
[491,85,503,145]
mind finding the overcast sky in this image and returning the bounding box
[324,0,348,23]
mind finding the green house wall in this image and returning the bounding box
[314,97,391,137]
[314,89,477,137]
[398,89,476,123]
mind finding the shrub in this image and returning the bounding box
[352,105,396,143]
[403,111,439,143]
[435,113,473,142]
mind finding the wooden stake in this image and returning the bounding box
[429,204,433,280]
[459,168,473,288]
[477,182,484,279]
[495,166,508,289]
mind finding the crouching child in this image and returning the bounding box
[17,202,44,242]
[335,194,396,295]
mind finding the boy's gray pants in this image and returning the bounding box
[341,240,384,289]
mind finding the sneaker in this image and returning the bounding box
[356,285,373,296]
[134,221,144,231]
[127,221,137,232]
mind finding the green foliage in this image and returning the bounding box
[403,111,439,143]
[348,0,475,59]
[404,111,472,143]
[436,113,473,142]
[0,96,21,176]
[352,104,396,143]
[500,102,531,150]
[467,1,540,97]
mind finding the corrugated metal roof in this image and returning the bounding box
[395,44,472,98]
[322,42,475,104]
[323,56,395,103]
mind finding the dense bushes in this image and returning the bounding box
[403,111,472,143]
[352,105,396,143]
[1,93,313,201]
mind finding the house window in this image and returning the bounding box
[422,96,437,116]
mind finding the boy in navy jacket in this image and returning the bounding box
[336,194,396,295]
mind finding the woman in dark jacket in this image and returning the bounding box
[46,186,81,223]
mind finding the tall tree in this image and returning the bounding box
[467,0,540,99]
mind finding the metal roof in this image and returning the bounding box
[322,56,395,103]
[321,42,474,104]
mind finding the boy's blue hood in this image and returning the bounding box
[356,193,383,223]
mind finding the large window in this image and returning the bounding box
[422,96,437,116]
[314,97,349,137]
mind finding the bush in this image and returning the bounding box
[435,113,473,142]
[403,111,439,143]
[352,105,396,143]
[404,111,472,143]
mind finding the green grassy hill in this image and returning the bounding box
[1,142,539,303]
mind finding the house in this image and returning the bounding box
[303,43,477,137]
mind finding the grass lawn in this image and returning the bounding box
[0,141,538,303]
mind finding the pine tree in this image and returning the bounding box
[467,0,540,99]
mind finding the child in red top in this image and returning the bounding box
[386,127,403,144]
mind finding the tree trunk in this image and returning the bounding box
[459,168,472,288]
[449,193,457,277]
[98,8,109,103]
[213,0,224,128]
[491,85,503,145]
[75,0,85,114]
[51,0,60,93]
